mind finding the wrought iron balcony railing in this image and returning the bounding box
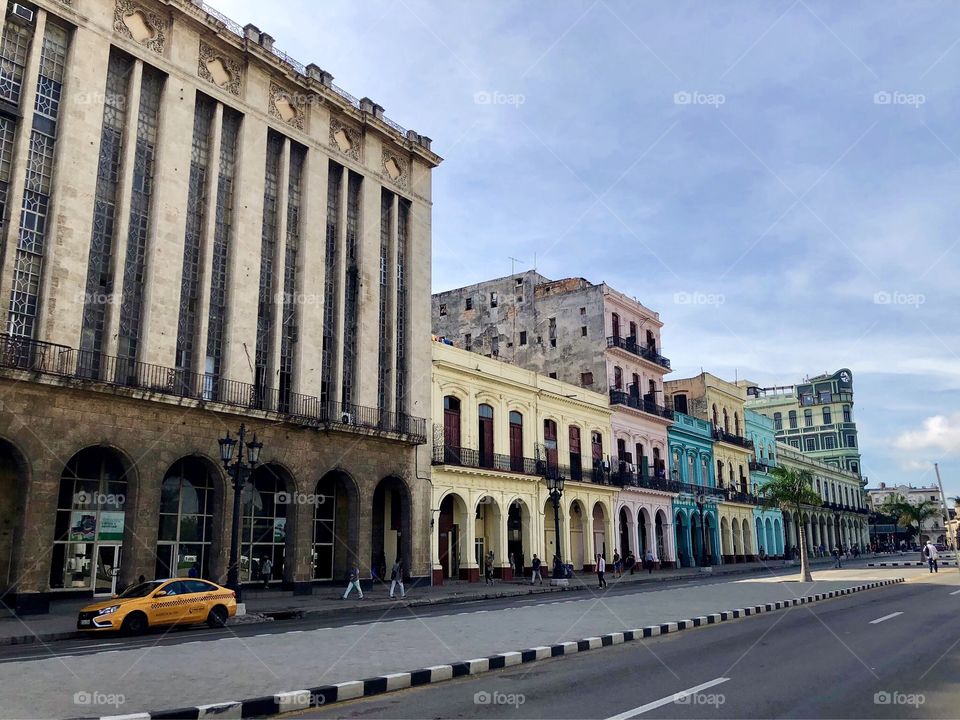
[606,336,671,369]
[433,444,613,486]
[0,335,427,442]
[712,427,754,449]
[608,389,674,420]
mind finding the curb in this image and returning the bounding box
[867,562,953,567]
[93,578,904,720]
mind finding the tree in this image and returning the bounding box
[879,497,940,543]
[950,496,960,510]
[759,466,823,582]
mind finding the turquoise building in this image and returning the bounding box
[668,412,722,567]
[746,409,785,558]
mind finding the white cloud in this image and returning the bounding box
[894,413,960,456]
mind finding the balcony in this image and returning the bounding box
[609,389,674,420]
[712,427,754,450]
[606,336,671,370]
[611,463,675,492]
[749,460,772,472]
[433,444,614,486]
[0,334,427,443]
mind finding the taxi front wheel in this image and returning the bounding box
[121,612,147,636]
[206,605,228,629]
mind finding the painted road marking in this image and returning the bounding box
[605,677,731,719]
[870,612,904,624]
[950,589,960,596]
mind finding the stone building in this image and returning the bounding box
[667,411,720,568]
[0,0,441,612]
[745,409,784,559]
[743,369,862,476]
[432,271,676,567]
[431,340,618,581]
[866,482,946,545]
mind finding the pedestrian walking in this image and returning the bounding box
[343,566,363,599]
[531,554,543,584]
[596,554,607,589]
[833,546,842,568]
[260,556,272,588]
[389,559,406,598]
[613,551,621,578]
[924,541,939,573]
[485,551,494,584]
[644,549,656,574]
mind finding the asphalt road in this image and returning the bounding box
[298,570,960,719]
[0,564,823,665]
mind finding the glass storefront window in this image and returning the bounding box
[155,458,214,580]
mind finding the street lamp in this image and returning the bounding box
[219,424,263,602]
[546,472,565,582]
[695,493,708,567]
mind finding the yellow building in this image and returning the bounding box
[666,373,758,562]
[431,341,617,583]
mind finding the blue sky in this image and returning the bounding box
[219,0,960,496]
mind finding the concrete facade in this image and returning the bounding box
[866,483,947,545]
[667,412,719,567]
[430,341,618,581]
[746,409,784,558]
[0,0,440,611]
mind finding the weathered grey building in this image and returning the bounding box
[0,0,440,612]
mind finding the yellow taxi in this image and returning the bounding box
[77,578,237,635]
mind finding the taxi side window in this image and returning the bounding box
[185,580,214,594]
[164,581,191,596]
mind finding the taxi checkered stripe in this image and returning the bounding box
[149,592,234,610]
[107,578,904,720]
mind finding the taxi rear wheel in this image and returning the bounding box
[206,605,228,629]
[121,612,147,636]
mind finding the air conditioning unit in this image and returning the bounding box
[340,412,352,424]
[8,3,34,23]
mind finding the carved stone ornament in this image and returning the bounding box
[114,0,168,54]
[198,42,243,96]
[381,149,408,189]
[268,82,304,130]
[329,117,361,161]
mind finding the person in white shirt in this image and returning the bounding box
[924,541,939,573]
[596,554,607,589]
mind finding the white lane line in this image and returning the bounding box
[605,677,731,719]
[950,589,960,596]
[870,612,904,624]
[285,630,304,634]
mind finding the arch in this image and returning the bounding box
[155,455,221,582]
[506,497,531,579]
[544,496,565,571]
[0,437,30,595]
[742,518,753,557]
[732,518,742,560]
[638,506,652,556]
[240,462,292,584]
[372,475,412,574]
[618,506,633,559]
[475,495,502,576]
[654,509,666,562]
[313,469,360,581]
[569,500,586,569]
[774,518,783,555]
[721,516,732,561]
[49,446,136,595]
[592,501,608,561]
[675,511,689,567]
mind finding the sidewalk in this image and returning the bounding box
[0,555,854,646]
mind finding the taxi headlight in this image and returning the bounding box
[97,605,120,616]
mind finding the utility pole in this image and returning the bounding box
[934,462,959,573]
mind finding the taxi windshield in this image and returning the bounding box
[118,581,166,598]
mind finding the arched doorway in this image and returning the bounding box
[774,518,783,555]
[638,508,650,555]
[372,476,411,572]
[690,511,703,566]
[50,447,130,595]
[592,502,607,562]
[313,470,359,581]
[721,517,731,563]
[507,499,530,578]
[618,507,631,559]
[438,492,468,580]
[0,439,27,596]
[732,519,742,562]
[756,517,764,556]
[156,456,219,581]
[742,518,753,559]
[240,463,291,584]
[675,511,688,567]
[543,497,564,569]
[569,501,586,569]
[476,496,501,574]
[704,513,717,564]
[655,510,666,562]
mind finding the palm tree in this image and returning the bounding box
[950,496,960,510]
[880,497,941,544]
[759,467,823,582]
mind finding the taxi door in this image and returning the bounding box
[151,580,193,625]
[183,580,215,623]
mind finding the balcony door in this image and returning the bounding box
[569,426,582,480]
[443,396,461,463]
[509,411,523,472]
[544,419,558,472]
[478,404,494,468]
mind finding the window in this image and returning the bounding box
[824,435,836,449]
[439,303,447,316]
[544,419,558,469]
[629,321,637,339]
[581,371,593,386]
[591,432,604,479]
[843,405,851,422]
[734,412,740,436]
[464,333,472,351]
[490,292,498,308]
[788,410,797,429]
[581,326,587,337]
[548,372,557,379]
[673,394,688,414]
[442,396,461,460]
[822,407,832,425]
[613,366,623,389]
[611,313,621,339]
[465,297,473,311]
[580,307,586,315]
[805,437,816,451]
[800,393,814,406]
[519,331,527,346]
[712,404,719,426]
[491,336,499,356]
[819,390,832,403]
[478,404,494,467]
[509,411,524,472]
[803,409,813,427]
[773,412,782,431]
[716,460,724,484]
[255,131,283,404]
[846,434,856,447]
[321,163,342,404]
[515,277,523,286]
[240,466,288,583]
[569,427,582,480]
[723,408,729,433]
[789,439,800,448]
[549,317,556,347]
[156,458,215,580]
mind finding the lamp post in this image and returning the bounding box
[546,472,565,583]
[219,423,263,602]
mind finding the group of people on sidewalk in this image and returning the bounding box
[342,559,407,600]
